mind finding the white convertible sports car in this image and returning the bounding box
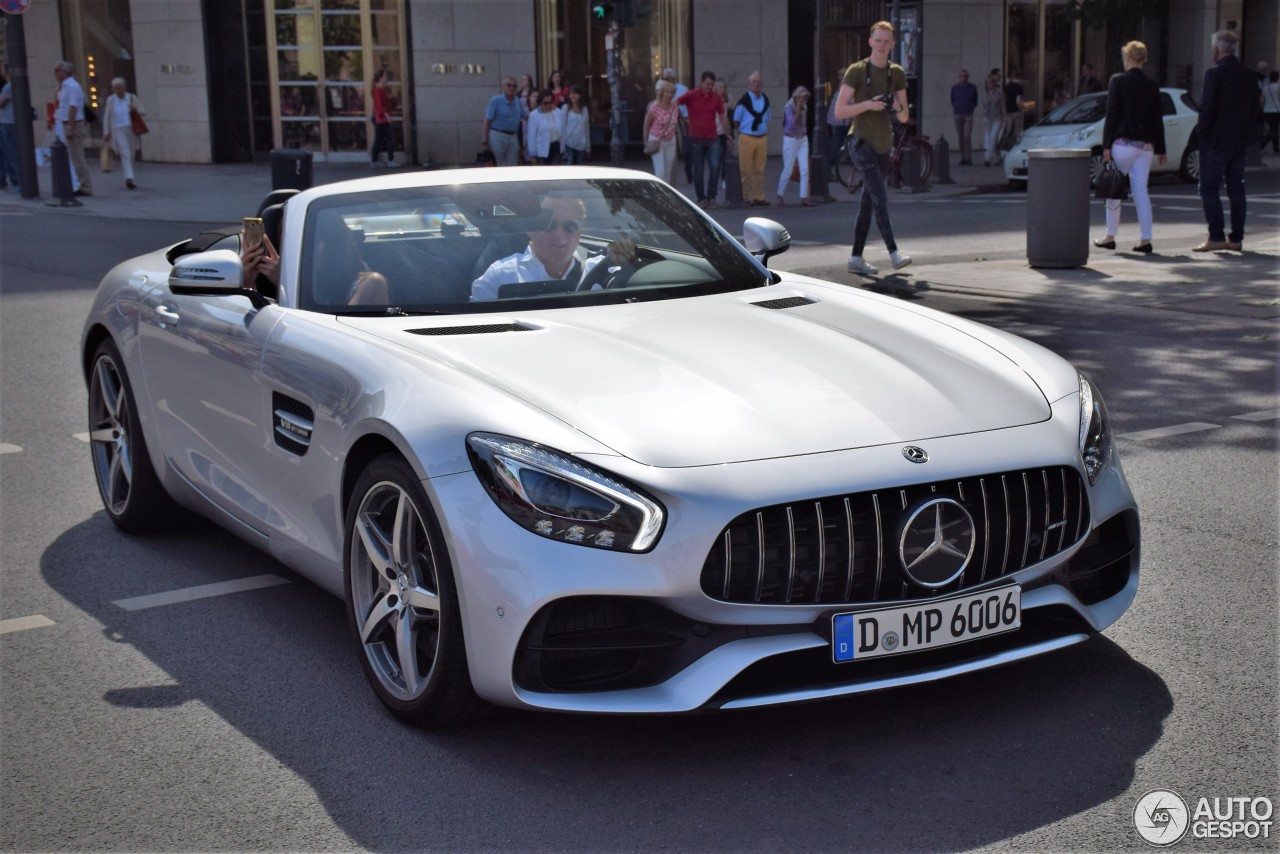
[83,167,1139,725]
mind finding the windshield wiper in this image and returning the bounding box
[334,306,454,317]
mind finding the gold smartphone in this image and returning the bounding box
[243,216,264,250]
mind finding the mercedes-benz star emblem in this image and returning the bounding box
[902,445,929,463]
[899,498,976,587]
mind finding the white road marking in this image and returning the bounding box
[0,615,56,635]
[73,433,90,443]
[1233,410,1280,422]
[1118,422,1220,441]
[0,443,22,454]
[113,574,291,611]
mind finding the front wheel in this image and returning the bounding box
[344,454,481,726]
[87,339,176,533]
[1089,148,1105,188]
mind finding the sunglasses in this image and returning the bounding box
[541,219,581,234]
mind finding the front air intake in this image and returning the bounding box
[750,296,816,310]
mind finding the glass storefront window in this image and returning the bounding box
[1007,0,1080,122]
[266,0,408,161]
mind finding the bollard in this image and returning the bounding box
[902,142,928,193]
[47,140,82,207]
[721,151,743,206]
[934,136,955,184]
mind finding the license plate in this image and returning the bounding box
[832,585,1021,662]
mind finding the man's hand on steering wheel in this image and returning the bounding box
[606,237,638,266]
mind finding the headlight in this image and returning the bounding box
[467,433,665,552]
[1069,125,1097,143]
[1077,374,1113,486]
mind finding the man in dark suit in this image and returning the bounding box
[1195,30,1262,252]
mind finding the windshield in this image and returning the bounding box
[1035,94,1106,127]
[297,178,768,314]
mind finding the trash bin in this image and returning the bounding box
[1026,148,1091,268]
[270,148,313,191]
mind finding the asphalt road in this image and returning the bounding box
[1,181,1276,852]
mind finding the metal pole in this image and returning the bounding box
[608,21,623,166]
[5,11,41,199]
[809,0,831,201]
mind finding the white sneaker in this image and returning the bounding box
[387,160,402,168]
[847,255,879,276]
[890,250,912,270]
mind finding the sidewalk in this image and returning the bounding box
[2,151,1276,318]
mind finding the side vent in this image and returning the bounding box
[407,323,534,336]
[750,296,817,310]
[272,393,314,457]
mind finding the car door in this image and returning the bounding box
[137,285,285,534]
[1160,91,1193,172]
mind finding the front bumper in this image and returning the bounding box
[427,401,1139,714]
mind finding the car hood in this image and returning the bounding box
[344,291,1051,467]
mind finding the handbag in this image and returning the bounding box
[643,136,661,156]
[1095,160,1128,200]
[475,149,496,167]
[130,106,149,136]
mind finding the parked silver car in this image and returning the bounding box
[83,167,1140,725]
[1004,87,1200,187]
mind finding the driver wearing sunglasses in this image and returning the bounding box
[470,196,635,301]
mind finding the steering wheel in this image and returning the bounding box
[575,246,664,291]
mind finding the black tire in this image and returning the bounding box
[1089,148,1105,188]
[87,339,177,533]
[832,144,857,192]
[344,454,482,726]
[909,140,934,184]
[1179,138,1200,183]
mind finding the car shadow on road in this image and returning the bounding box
[40,513,1173,852]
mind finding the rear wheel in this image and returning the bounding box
[1179,139,1200,183]
[344,454,481,726]
[908,139,933,184]
[87,339,176,533]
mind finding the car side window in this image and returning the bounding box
[1159,93,1175,116]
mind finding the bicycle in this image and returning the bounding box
[832,118,934,192]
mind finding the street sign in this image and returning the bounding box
[0,0,34,15]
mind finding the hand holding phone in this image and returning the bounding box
[243,217,264,251]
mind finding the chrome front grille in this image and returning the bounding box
[699,466,1089,605]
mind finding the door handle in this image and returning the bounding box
[156,305,180,327]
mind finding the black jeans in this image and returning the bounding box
[1198,147,1246,243]
[371,121,394,163]
[849,139,897,255]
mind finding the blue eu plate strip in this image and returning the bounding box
[833,614,854,662]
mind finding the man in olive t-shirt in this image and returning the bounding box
[832,21,911,276]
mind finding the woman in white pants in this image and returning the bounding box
[102,77,145,190]
[643,80,680,184]
[1094,41,1166,253]
[776,87,814,206]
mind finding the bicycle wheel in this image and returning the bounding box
[832,142,861,193]
[911,140,934,184]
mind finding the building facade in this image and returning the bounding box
[3,0,1276,167]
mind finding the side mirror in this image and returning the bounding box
[741,217,791,266]
[168,249,268,307]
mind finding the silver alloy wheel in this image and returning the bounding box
[88,352,133,515]
[349,480,442,702]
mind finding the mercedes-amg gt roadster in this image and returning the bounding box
[83,167,1139,725]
